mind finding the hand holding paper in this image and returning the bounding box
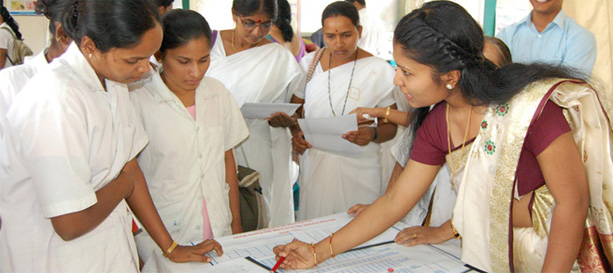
[297,114,360,158]
[240,103,301,119]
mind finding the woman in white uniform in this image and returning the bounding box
[206,0,305,227]
[0,0,72,117]
[0,3,22,70]
[276,1,397,220]
[130,9,248,264]
[0,0,222,272]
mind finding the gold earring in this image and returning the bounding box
[55,36,61,42]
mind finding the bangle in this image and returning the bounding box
[450,223,461,239]
[162,241,178,258]
[311,242,318,267]
[372,127,378,141]
[329,232,335,258]
[383,106,391,123]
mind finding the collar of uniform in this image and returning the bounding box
[150,69,177,103]
[526,9,566,31]
[150,69,215,102]
[23,49,48,67]
[61,43,106,92]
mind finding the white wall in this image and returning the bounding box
[13,15,49,55]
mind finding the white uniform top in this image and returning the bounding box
[0,22,16,69]
[0,43,147,272]
[0,49,48,117]
[130,71,248,262]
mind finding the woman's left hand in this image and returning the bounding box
[167,240,224,263]
[268,112,296,128]
[343,127,375,146]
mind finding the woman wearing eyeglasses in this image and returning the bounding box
[206,0,305,227]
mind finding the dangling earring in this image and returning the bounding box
[446,84,453,90]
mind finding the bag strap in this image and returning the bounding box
[306,48,326,84]
[0,26,15,65]
[239,144,250,168]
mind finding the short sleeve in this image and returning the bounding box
[408,105,447,166]
[524,100,571,156]
[7,82,96,218]
[0,29,11,50]
[221,83,249,151]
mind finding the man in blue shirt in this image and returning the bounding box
[497,0,596,76]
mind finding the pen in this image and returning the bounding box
[271,256,285,273]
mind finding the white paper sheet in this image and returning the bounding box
[298,114,360,158]
[259,244,468,273]
[190,257,269,273]
[240,103,301,119]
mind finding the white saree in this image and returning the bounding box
[295,53,395,220]
[207,32,305,227]
[454,79,613,272]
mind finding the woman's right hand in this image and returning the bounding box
[349,107,383,125]
[291,131,311,155]
[167,239,223,263]
[347,203,370,216]
[273,240,316,269]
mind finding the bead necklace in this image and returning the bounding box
[327,49,358,116]
[446,103,473,190]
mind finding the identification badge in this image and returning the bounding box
[349,87,360,101]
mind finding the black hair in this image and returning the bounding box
[35,0,73,35]
[61,0,161,53]
[274,0,293,42]
[153,0,173,8]
[232,0,277,21]
[484,36,512,66]
[344,0,365,7]
[394,1,586,152]
[0,5,23,40]
[159,9,212,54]
[322,1,360,29]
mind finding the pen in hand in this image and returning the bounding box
[271,256,285,272]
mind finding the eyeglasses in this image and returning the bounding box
[238,16,273,32]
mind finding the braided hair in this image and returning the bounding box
[0,4,22,40]
[274,0,293,42]
[395,1,586,152]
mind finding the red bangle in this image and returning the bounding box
[329,232,335,258]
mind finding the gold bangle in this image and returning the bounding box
[450,223,461,239]
[383,106,391,123]
[311,242,318,267]
[162,241,178,258]
[329,232,335,258]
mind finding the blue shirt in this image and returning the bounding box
[497,10,596,76]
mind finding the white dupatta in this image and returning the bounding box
[206,32,305,227]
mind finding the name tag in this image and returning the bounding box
[349,87,360,101]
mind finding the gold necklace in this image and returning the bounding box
[231,30,261,53]
[446,103,473,190]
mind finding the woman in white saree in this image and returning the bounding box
[273,2,613,272]
[206,0,305,227]
[274,1,397,220]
